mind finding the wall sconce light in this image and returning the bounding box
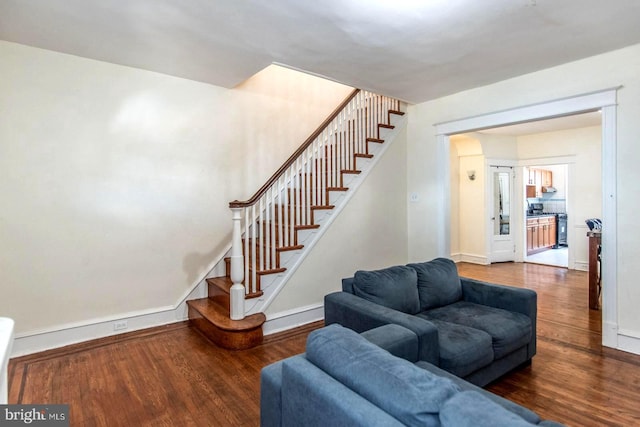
[467,170,476,181]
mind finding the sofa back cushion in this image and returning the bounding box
[280,357,404,427]
[306,324,460,427]
[353,265,420,314]
[407,258,462,311]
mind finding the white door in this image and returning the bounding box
[489,166,515,263]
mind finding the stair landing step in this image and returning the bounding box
[187,298,265,350]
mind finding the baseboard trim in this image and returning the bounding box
[263,304,324,336]
[11,282,207,357]
[11,290,321,357]
[617,329,640,356]
[574,261,589,272]
[456,254,489,265]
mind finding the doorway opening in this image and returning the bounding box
[438,88,618,348]
[524,163,569,268]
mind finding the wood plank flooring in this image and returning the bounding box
[9,262,640,426]
[457,263,640,427]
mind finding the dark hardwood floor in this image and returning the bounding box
[9,262,640,426]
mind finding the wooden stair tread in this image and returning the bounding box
[366,137,384,143]
[256,267,286,275]
[311,205,335,211]
[277,244,305,252]
[389,110,405,116]
[327,186,348,191]
[354,153,374,159]
[187,298,265,332]
[379,124,395,129]
[341,169,361,174]
[206,276,232,293]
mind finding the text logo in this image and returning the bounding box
[0,405,69,426]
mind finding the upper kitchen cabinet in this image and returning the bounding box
[526,167,553,198]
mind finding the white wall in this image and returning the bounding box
[478,133,519,159]
[407,42,640,348]
[0,40,352,336]
[457,155,486,259]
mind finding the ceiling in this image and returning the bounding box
[1,1,640,104]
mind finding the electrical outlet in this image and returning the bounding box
[410,192,419,203]
[114,320,128,331]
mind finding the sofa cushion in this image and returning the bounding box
[353,266,420,315]
[416,315,494,377]
[415,361,543,424]
[407,258,462,310]
[440,391,536,427]
[306,324,459,426]
[281,357,404,427]
[422,301,532,359]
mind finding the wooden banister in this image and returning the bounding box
[229,88,361,209]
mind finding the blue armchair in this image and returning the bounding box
[324,258,536,386]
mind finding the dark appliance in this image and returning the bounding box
[528,202,544,216]
[556,213,568,247]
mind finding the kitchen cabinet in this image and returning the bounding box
[526,185,536,198]
[549,218,557,248]
[526,168,553,197]
[526,215,557,255]
[527,169,535,185]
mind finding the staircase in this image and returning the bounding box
[187,89,405,350]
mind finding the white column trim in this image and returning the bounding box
[601,104,618,348]
[437,134,450,257]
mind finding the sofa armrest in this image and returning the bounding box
[460,277,537,319]
[361,324,419,362]
[460,277,537,359]
[324,292,439,364]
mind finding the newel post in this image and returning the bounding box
[229,207,245,320]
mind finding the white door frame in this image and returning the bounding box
[435,88,619,349]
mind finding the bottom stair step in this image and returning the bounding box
[187,298,266,350]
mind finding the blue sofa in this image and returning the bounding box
[261,324,563,427]
[324,258,536,386]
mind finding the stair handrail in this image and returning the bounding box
[229,88,361,209]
